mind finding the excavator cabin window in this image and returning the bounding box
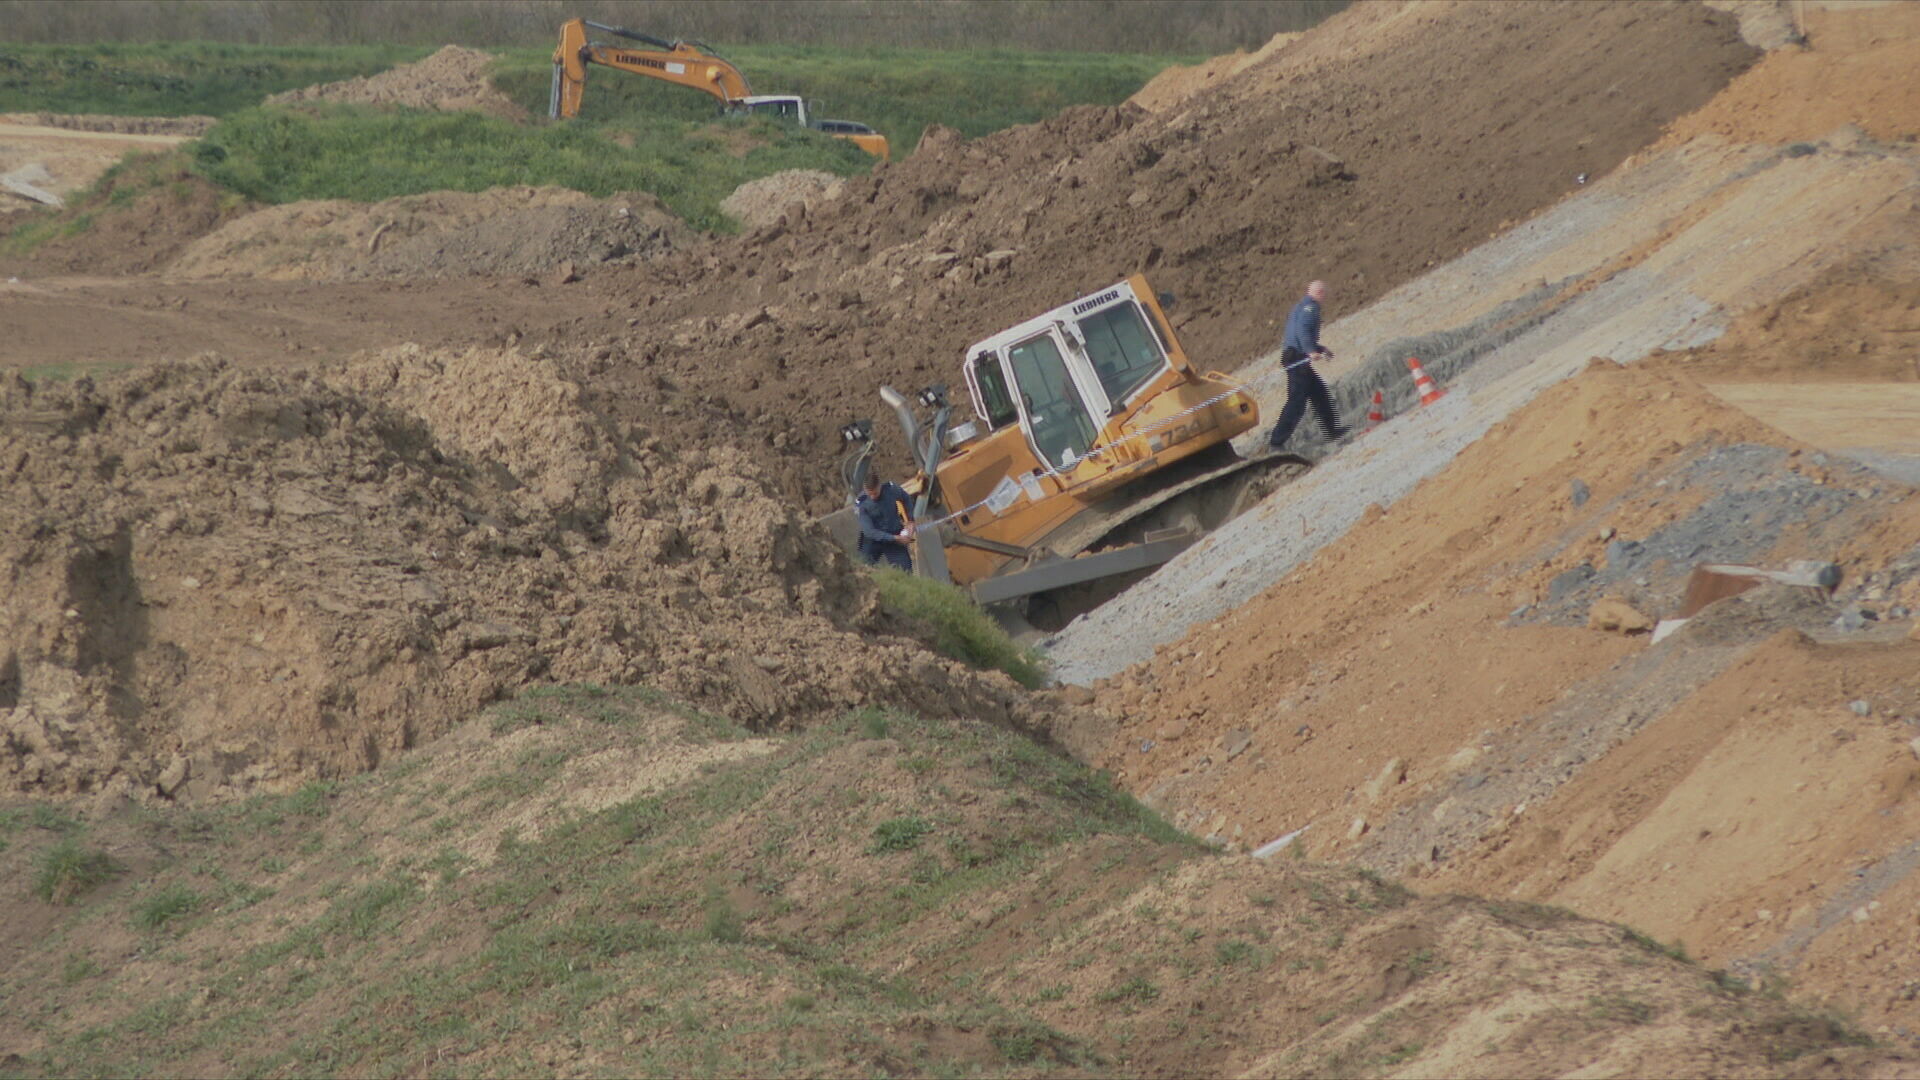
[1077,302,1166,410]
[972,353,1018,430]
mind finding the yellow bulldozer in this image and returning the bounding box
[549,18,890,160]
[825,275,1306,630]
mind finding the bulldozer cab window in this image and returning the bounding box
[971,353,1018,430]
[1006,333,1097,471]
[748,99,800,119]
[1078,302,1166,408]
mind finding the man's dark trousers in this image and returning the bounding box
[1266,347,1342,449]
[860,539,913,571]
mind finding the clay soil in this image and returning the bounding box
[0,346,1042,806]
[2,3,1918,1075]
[570,0,1759,509]
[1068,353,1920,1039]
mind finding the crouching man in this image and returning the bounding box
[855,470,914,571]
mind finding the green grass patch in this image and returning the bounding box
[869,815,934,853]
[1095,974,1160,1006]
[32,840,121,904]
[190,103,870,232]
[1587,992,1658,1026]
[871,568,1048,688]
[0,43,430,116]
[59,953,99,984]
[132,884,202,930]
[3,41,1186,240]
[489,42,1189,161]
[1622,926,1691,964]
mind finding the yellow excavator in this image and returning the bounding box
[825,275,1307,630]
[549,18,890,160]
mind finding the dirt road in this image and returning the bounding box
[0,274,601,372]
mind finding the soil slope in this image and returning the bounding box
[1063,357,1920,1041]
[1,699,1906,1078]
[0,347,1039,804]
[571,0,1757,510]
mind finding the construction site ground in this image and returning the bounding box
[4,2,1920,1076]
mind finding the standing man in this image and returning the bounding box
[1266,279,1347,450]
[855,470,915,571]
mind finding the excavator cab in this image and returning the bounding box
[733,95,804,121]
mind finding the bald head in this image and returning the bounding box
[1306,280,1328,302]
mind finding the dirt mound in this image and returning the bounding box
[719,169,845,230]
[1663,2,1920,146]
[1125,31,1300,113]
[264,45,522,119]
[580,0,1757,512]
[0,349,1035,803]
[1,154,252,276]
[0,113,217,137]
[4,699,1909,1077]
[169,187,688,282]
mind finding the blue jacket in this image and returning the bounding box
[855,482,913,545]
[1282,294,1323,355]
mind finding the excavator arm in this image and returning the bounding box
[549,17,753,119]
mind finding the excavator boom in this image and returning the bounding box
[549,17,889,160]
[551,18,751,119]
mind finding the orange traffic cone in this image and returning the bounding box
[1362,389,1385,433]
[1407,356,1446,405]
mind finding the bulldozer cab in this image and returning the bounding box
[963,280,1181,475]
[822,273,1274,618]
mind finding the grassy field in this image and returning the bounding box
[0,43,429,116]
[190,106,870,232]
[488,42,1191,155]
[1,41,1184,232]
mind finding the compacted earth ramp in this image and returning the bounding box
[3,2,1919,1076]
[1043,0,1920,1048]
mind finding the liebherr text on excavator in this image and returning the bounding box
[826,276,1306,630]
[549,18,889,160]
